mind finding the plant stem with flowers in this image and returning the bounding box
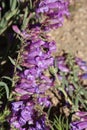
[0,0,87,130]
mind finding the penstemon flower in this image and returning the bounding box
[2,0,87,130]
[75,57,87,71]
[35,0,70,30]
[9,97,50,129]
[70,111,87,130]
[7,0,70,129]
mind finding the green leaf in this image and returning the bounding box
[49,66,58,75]
[29,0,33,9]
[52,115,69,130]
[0,18,7,28]
[10,0,13,8]
[22,7,29,30]
[0,82,9,99]
[74,95,79,110]
[73,68,79,82]
[80,88,87,98]
[2,2,5,9]
[0,8,19,35]
[0,20,12,35]
[5,9,18,21]
[8,56,22,71]
[79,96,87,110]
[2,76,12,82]
[8,56,15,66]
[10,0,17,11]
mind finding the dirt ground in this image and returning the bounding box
[50,0,87,61]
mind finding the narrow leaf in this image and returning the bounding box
[0,81,9,99]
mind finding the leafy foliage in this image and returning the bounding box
[0,81,9,99]
[52,115,70,130]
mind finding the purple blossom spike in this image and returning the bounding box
[7,0,71,129]
[36,0,70,30]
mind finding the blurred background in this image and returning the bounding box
[50,0,87,61]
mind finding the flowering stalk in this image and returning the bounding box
[2,0,71,129]
[35,0,70,30]
[8,26,56,129]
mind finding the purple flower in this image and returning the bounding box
[12,25,21,34]
[75,58,86,66]
[21,29,56,71]
[9,25,56,129]
[70,121,87,130]
[70,111,87,130]
[80,65,87,71]
[20,106,34,124]
[75,57,87,71]
[58,63,69,73]
[36,75,53,93]
[76,111,87,117]
[55,56,69,73]
[8,0,71,129]
[12,101,24,112]
[79,73,87,79]
[9,98,50,130]
[37,96,51,107]
[9,99,36,129]
[29,115,50,130]
[36,0,70,30]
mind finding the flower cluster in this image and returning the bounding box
[2,0,87,130]
[15,27,56,96]
[70,111,87,130]
[36,0,70,30]
[10,29,87,129]
[9,27,56,129]
[8,0,70,129]
[9,96,50,130]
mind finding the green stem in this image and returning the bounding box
[51,66,73,105]
[9,36,26,100]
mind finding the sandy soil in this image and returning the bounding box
[50,0,87,61]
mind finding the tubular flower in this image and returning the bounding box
[14,27,56,96]
[70,111,87,130]
[36,0,70,30]
[9,99,35,129]
[9,98,50,130]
